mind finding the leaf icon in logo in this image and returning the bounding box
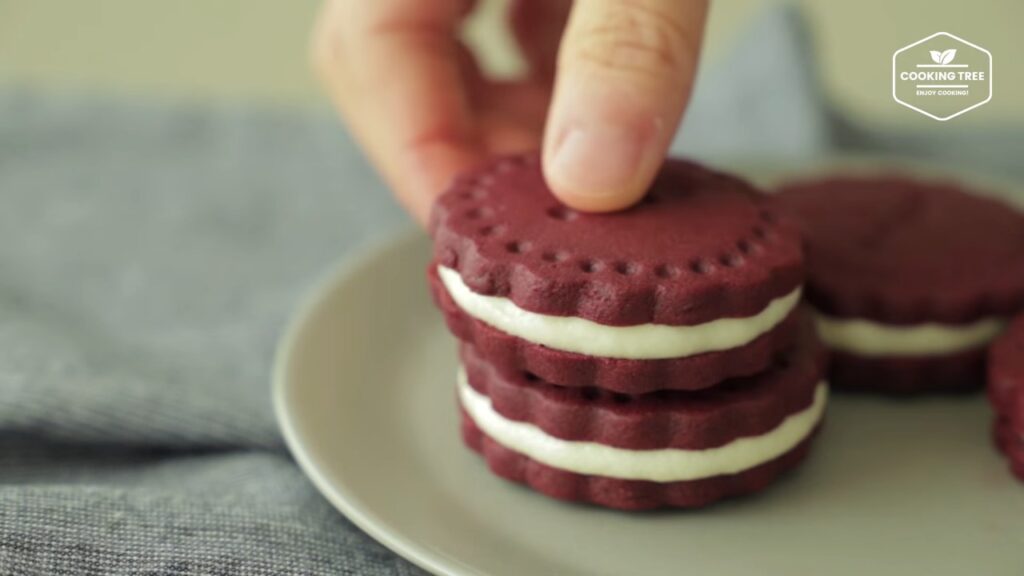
[930,50,944,64]
[940,48,957,64]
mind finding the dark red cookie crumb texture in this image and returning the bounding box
[988,315,1024,480]
[461,410,819,510]
[459,314,826,450]
[431,153,803,327]
[431,265,803,392]
[777,175,1024,325]
[828,348,986,394]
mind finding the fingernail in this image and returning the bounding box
[549,124,648,197]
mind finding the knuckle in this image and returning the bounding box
[567,3,693,79]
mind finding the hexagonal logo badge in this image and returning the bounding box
[893,32,992,121]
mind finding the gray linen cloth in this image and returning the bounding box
[0,6,1020,575]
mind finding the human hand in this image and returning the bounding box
[313,0,708,224]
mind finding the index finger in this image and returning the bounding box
[313,0,483,223]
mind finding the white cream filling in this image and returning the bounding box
[458,370,827,483]
[438,266,801,359]
[813,312,1006,357]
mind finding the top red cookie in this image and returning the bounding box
[777,175,1024,324]
[429,153,803,327]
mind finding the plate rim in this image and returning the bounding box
[272,227,464,576]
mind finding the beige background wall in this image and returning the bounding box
[0,0,1018,128]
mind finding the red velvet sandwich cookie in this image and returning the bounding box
[777,175,1024,393]
[989,314,1024,481]
[430,153,805,393]
[457,314,828,510]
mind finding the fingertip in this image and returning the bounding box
[548,184,649,213]
[411,195,435,228]
[399,137,488,228]
[544,152,652,212]
[541,118,660,213]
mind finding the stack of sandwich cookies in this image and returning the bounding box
[989,314,1024,481]
[777,176,1024,393]
[430,154,828,509]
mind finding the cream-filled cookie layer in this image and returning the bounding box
[814,312,1006,357]
[438,266,801,359]
[458,369,827,482]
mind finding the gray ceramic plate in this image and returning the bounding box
[274,163,1024,576]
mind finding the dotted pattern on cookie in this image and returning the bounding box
[431,152,804,326]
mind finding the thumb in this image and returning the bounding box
[542,0,707,212]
